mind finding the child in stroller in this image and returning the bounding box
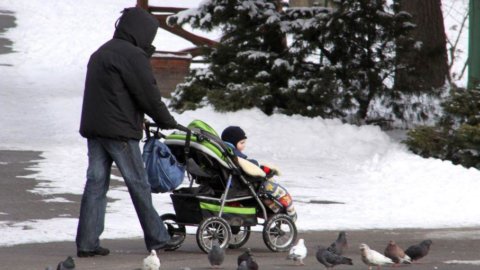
[221,126,297,221]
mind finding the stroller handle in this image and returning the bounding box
[175,123,190,133]
[144,121,192,139]
[144,121,193,158]
[144,121,191,132]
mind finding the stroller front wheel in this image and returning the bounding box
[262,213,297,252]
[196,216,232,253]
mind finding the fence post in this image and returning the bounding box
[137,0,149,10]
[468,0,480,89]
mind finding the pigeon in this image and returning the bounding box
[237,248,253,266]
[327,231,348,255]
[237,260,249,270]
[208,241,225,268]
[384,240,412,264]
[404,239,433,262]
[316,246,353,269]
[237,256,258,270]
[56,256,75,270]
[142,250,161,270]
[359,243,394,270]
[287,238,308,265]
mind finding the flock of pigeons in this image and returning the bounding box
[201,231,433,270]
[285,232,433,270]
[46,231,433,270]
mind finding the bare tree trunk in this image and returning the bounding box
[395,0,449,91]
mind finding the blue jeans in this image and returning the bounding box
[76,138,170,252]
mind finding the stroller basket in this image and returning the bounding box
[171,190,258,227]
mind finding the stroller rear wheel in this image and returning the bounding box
[228,226,251,249]
[196,216,232,253]
[160,213,186,250]
[262,213,297,252]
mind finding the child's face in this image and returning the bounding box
[236,139,246,152]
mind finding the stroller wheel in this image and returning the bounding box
[196,216,232,253]
[160,213,186,250]
[228,226,251,249]
[262,213,297,252]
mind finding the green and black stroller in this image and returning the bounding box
[145,120,297,253]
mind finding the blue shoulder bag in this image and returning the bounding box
[142,137,185,193]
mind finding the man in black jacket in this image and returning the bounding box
[76,7,179,257]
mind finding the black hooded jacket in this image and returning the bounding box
[79,7,177,140]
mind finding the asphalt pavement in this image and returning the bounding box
[0,9,15,57]
[2,149,480,270]
[1,225,480,270]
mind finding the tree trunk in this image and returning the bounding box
[395,0,449,91]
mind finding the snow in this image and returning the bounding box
[152,52,192,59]
[0,0,477,247]
[444,260,480,265]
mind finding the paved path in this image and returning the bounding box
[0,150,82,222]
[0,9,16,56]
[1,227,480,269]
[1,149,480,269]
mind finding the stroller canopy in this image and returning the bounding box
[164,120,233,168]
[165,120,266,178]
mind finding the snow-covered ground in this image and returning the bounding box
[0,0,477,247]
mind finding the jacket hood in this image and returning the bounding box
[113,7,159,55]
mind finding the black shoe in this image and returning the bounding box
[77,246,110,257]
[157,236,183,252]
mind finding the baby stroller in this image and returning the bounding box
[145,120,297,253]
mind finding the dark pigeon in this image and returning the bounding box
[245,257,259,270]
[316,246,353,269]
[237,248,253,266]
[327,231,348,255]
[208,241,225,268]
[237,256,258,270]
[56,256,75,270]
[405,240,433,262]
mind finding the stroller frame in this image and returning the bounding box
[145,122,297,253]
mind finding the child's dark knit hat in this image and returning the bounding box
[221,126,247,147]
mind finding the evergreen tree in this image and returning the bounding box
[168,0,290,115]
[169,0,419,122]
[287,0,415,122]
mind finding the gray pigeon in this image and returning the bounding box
[208,241,225,268]
[404,240,433,262]
[316,246,353,269]
[243,257,258,270]
[56,256,75,270]
[327,231,348,255]
[237,261,248,270]
[237,248,252,266]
